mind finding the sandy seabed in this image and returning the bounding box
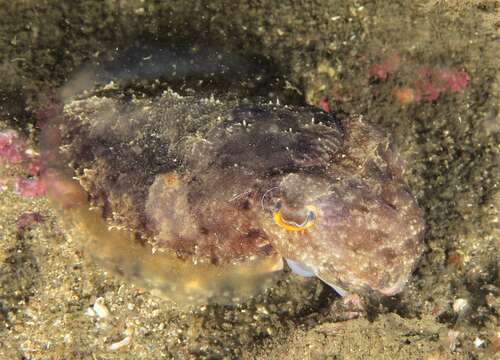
[0,1,498,359]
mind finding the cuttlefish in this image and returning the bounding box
[40,88,424,305]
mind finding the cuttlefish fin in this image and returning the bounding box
[285,258,316,277]
[315,273,348,297]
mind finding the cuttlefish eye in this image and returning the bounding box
[272,204,317,232]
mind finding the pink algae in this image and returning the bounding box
[318,96,330,112]
[0,129,45,198]
[0,130,26,165]
[367,54,469,104]
[0,129,41,174]
[13,177,46,198]
[415,68,470,102]
[436,69,470,92]
[368,54,401,81]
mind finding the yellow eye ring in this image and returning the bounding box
[273,205,317,232]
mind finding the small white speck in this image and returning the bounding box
[93,297,110,319]
[63,333,72,344]
[108,336,131,351]
[447,330,460,352]
[473,337,484,348]
[452,298,468,313]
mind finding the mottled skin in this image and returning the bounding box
[265,118,425,295]
[45,89,424,298]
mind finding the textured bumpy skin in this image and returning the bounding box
[43,89,424,301]
[264,119,425,295]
